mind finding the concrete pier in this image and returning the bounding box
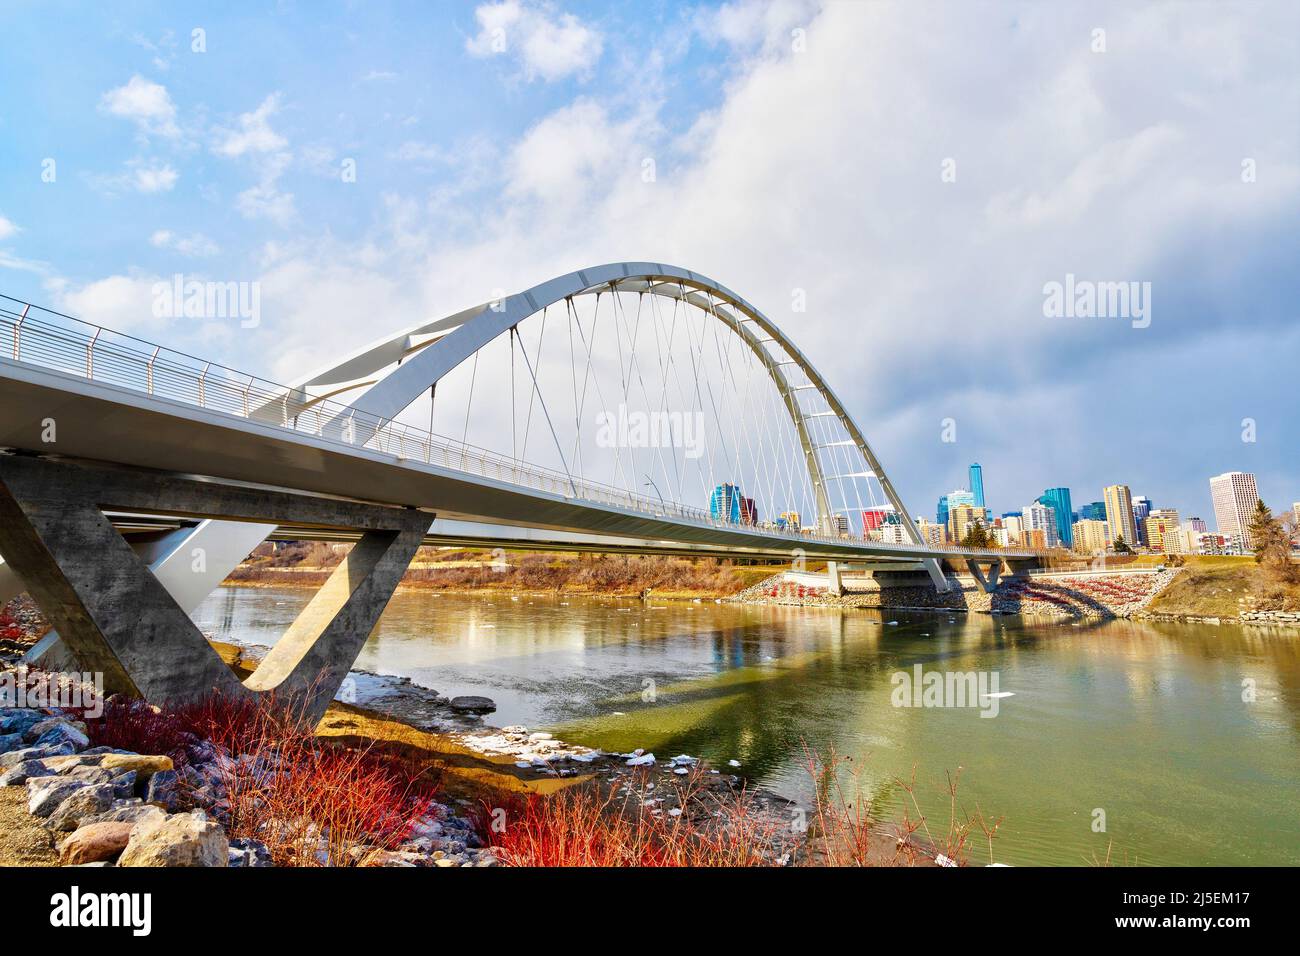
[0,454,428,722]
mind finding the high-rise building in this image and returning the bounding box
[948,504,989,542]
[862,508,890,533]
[1079,501,1107,522]
[777,511,802,531]
[936,495,949,528]
[1072,519,1111,554]
[1292,503,1300,526]
[915,518,947,548]
[1103,484,1139,550]
[1038,487,1074,548]
[948,489,975,508]
[1001,514,1024,546]
[740,496,758,526]
[1143,509,1180,553]
[1022,502,1059,548]
[969,463,985,509]
[1210,472,1260,548]
[710,483,742,523]
[1131,496,1153,546]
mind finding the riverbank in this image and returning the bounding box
[0,664,974,867]
[226,546,778,600]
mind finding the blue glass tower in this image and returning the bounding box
[1079,501,1106,521]
[936,494,949,527]
[710,484,742,523]
[969,463,985,509]
[1037,487,1074,548]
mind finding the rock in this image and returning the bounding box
[0,759,46,786]
[41,753,106,772]
[44,783,114,832]
[118,809,228,867]
[59,821,135,865]
[112,770,138,800]
[27,776,87,817]
[145,769,180,810]
[1,742,74,768]
[449,695,496,714]
[34,721,89,751]
[98,753,173,780]
[228,837,273,868]
[0,709,47,735]
[65,766,114,785]
[626,752,656,767]
[0,733,24,754]
[92,804,167,829]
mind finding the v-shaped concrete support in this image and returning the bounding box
[0,454,427,723]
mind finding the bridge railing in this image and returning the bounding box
[0,294,1043,558]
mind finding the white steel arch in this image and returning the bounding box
[263,262,935,568]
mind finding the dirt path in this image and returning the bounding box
[0,788,58,866]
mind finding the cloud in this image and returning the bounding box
[100,75,180,139]
[132,162,179,193]
[0,214,18,242]
[212,94,296,226]
[150,229,220,257]
[54,274,169,336]
[213,94,288,157]
[466,0,603,82]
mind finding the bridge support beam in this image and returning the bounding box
[0,454,427,723]
[965,558,1002,593]
[825,560,844,597]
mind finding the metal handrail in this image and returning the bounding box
[0,294,1045,558]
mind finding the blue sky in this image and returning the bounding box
[0,0,1297,525]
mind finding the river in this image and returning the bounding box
[192,586,1300,866]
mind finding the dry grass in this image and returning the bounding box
[1147,563,1300,617]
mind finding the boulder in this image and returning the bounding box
[2,742,75,768]
[26,776,87,817]
[0,759,46,787]
[45,784,114,832]
[92,803,167,829]
[0,709,47,735]
[112,770,138,800]
[100,753,173,780]
[66,766,114,785]
[145,769,180,810]
[228,837,273,868]
[118,809,228,867]
[59,821,136,866]
[0,733,24,754]
[33,721,89,751]
[25,716,88,742]
[449,695,496,714]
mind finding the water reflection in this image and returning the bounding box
[192,587,1300,866]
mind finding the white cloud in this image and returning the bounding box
[466,0,603,82]
[0,214,18,242]
[237,184,296,227]
[54,274,169,335]
[100,75,180,139]
[150,229,219,257]
[133,162,179,193]
[213,94,288,157]
[213,94,296,227]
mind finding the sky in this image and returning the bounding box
[0,0,1297,526]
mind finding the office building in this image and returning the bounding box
[1022,502,1060,548]
[1103,484,1139,550]
[1072,518,1111,554]
[1038,487,1074,548]
[1210,472,1260,548]
[969,463,985,509]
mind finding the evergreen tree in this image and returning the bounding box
[1113,534,1133,555]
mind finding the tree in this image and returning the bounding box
[1113,534,1133,555]
[961,520,993,549]
[1249,499,1296,583]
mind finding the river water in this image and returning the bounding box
[192,586,1300,866]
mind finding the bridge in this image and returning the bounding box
[0,264,1041,719]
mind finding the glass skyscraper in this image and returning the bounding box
[710,483,742,523]
[1038,487,1074,548]
[969,462,985,509]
